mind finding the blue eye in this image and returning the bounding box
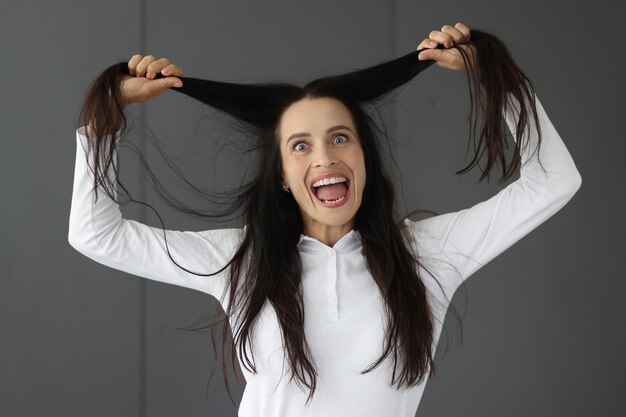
[333,134,348,144]
[293,142,308,152]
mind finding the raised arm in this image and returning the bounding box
[405,23,581,300]
[68,55,240,301]
[407,91,582,299]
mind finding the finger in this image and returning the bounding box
[135,55,156,77]
[128,54,143,76]
[416,37,439,51]
[145,77,183,96]
[428,30,456,49]
[418,47,461,69]
[146,57,170,80]
[418,47,443,62]
[454,22,471,41]
[441,24,466,45]
[160,63,184,77]
[134,77,183,103]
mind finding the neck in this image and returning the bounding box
[302,220,354,247]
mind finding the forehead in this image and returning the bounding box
[278,97,354,141]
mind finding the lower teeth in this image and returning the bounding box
[322,196,345,204]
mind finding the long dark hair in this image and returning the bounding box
[78,29,542,406]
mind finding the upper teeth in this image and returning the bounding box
[312,176,347,188]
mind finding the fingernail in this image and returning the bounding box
[418,52,426,60]
[162,68,169,75]
[173,81,182,88]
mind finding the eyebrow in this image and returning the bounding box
[286,125,354,144]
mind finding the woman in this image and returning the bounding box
[69,23,582,417]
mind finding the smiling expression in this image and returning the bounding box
[278,97,366,241]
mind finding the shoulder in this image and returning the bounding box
[194,227,246,252]
[401,216,467,302]
[196,227,245,240]
[401,214,457,255]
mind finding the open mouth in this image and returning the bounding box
[310,176,351,206]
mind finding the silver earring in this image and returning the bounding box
[282,184,291,193]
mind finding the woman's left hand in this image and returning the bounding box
[417,23,474,71]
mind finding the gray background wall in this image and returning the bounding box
[1,0,623,416]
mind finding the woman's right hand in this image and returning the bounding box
[121,54,184,107]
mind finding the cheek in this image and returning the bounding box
[354,150,366,184]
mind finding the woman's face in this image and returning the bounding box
[278,97,366,239]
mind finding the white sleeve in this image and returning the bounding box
[406,92,582,300]
[67,128,241,301]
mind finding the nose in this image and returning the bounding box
[313,143,338,168]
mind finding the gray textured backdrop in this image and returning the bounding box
[1,0,623,416]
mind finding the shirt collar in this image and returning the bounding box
[297,229,361,253]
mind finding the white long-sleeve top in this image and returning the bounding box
[68,92,582,417]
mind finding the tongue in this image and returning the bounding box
[316,183,348,201]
